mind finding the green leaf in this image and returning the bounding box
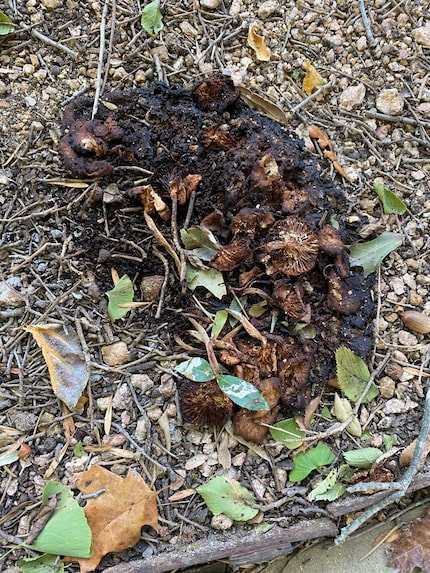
[343,447,383,468]
[248,300,268,318]
[186,265,227,299]
[335,347,378,403]
[269,418,305,449]
[18,554,64,573]
[212,309,228,338]
[107,275,134,321]
[216,375,269,410]
[180,227,219,261]
[374,182,406,215]
[175,357,215,382]
[0,449,19,467]
[308,469,345,502]
[141,0,163,37]
[0,12,14,35]
[289,444,335,483]
[383,434,397,451]
[349,231,402,277]
[196,476,259,521]
[29,481,92,557]
[73,441,85,457]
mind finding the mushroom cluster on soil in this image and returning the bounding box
[59,76,374,444]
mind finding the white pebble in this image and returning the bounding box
[376,88,404,115]
[339,83,366,110]
[412,25,430,48]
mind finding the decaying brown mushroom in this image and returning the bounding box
[271,279,310,322]
[318,225,350,278]
[180,379,234,426]
[129,185,171,221]
[233,377,281,444]
[193,76,240,112]
[326,269,363,316]
[258,216,319,276]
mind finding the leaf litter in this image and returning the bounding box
[1,1,430,570]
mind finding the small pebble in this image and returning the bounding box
[112,383,132,409]
[412,25,430,48]
[211,514,233,530]
[101,341,129,366]
[258,0,279,19]
[376,88,404,115]
[339,83,366,110]
[200,0,221,9]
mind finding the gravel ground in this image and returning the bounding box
[1,1,430,572]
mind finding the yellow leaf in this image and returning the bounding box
[25,323,89,409]
[247,22,271,62]
[302,61,326,95]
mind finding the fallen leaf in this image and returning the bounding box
[289,444,335,483]
[186,264,227,299]
[306,125,332,149]
[247,22,271,61]
[399,434,430,468]
[29,481,92,557]
[308,468,345,502]
[197,476,259,521]
[238,86,288,124]
[0,11,14,35]
[335,347,378,403]
[141,0,163,37]
[106,273,134,321]
[72,466,158,573]
[269,418,305,449]
[343,447,383,469]
[25,323,89,409]
[349,232,403,276]
[18,553,64,573]
[302,61,327,95]
[389,508,430,573]
[374,181,406,215]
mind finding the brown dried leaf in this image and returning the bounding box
[302,61,327,95]
[389,509,430,573]
[238,86,288,124]
[25,323,89,409]
[247,22,271,62]
[399,433,430,467]
[73,466,158,573]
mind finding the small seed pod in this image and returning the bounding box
[400,311,430,334]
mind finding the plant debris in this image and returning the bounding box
[59,76,375,442]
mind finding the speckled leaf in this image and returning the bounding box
[25,324,88,409]
[18,554,64,573]
[175,357,215,382]
[196,476,259,521]
[349,231,402,276]
[216,375,269,411]
[186,265,227,299]
[308,469,345,502]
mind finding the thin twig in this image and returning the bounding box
[28,27,78,59]
[153,248,170,320]
[290,81,332,114]
[358,0,377,48]
[92,0,109,119]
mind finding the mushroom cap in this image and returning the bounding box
[318,225,344,255]
[259,216,319,276]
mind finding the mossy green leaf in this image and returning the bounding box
[141,0,163,37]
[374,182,406,215]
[18,554,64,573]
[349,231,402,276]
[216,375,269,410]
[107,274,134,321]
[343,447,383,468]
[289,444,335,483]
[175,357,215,382]
[196,476,259,521]
[335,347,378,403]
[269,418,305,449]
[29,481,92,557]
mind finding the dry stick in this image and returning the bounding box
[290,81,332,114]
[358,0,377,48]
[92,0,109,119]
[144,211,182,273]
[101,0,116,96]
[153,247,170,320]
[335,346,430,544]
[27,27,78,59]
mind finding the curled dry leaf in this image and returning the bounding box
[129,184,170,221]
[302,61,327,95]
[25,324,89,409]
[71,465,158,573]
[247,22,271,62]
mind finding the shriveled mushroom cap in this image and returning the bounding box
[180,379,234,426]
[259,216,319,276]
